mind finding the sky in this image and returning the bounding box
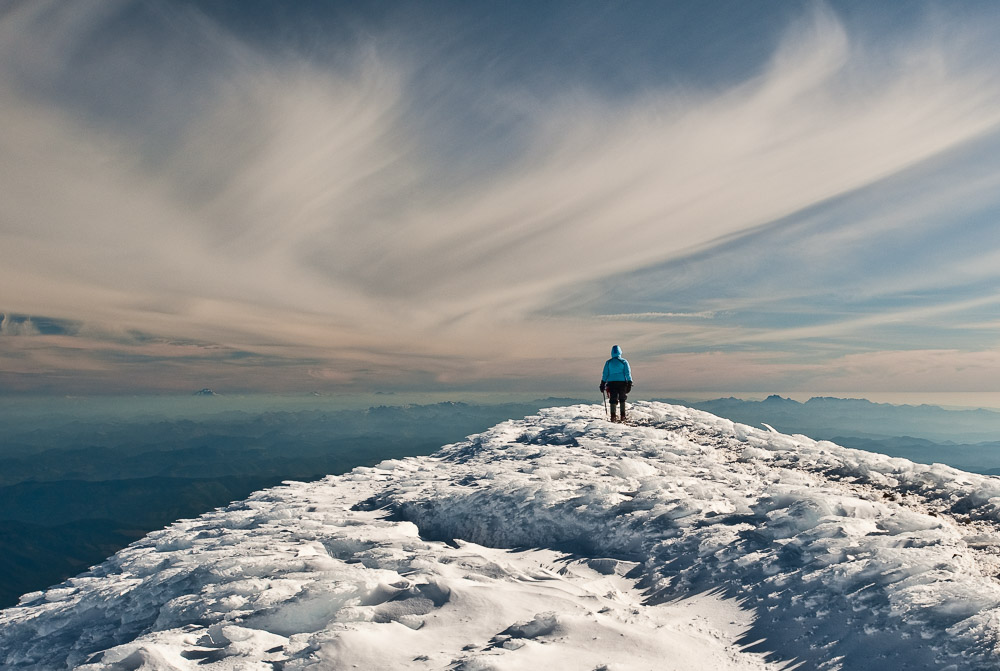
[3,0,1000,396]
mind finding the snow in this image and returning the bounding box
[4,401,1000,669]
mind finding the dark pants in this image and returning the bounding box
[606,381,628,418]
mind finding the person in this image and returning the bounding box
[599,345,632,422]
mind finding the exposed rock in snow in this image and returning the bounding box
[3,401,1000,670]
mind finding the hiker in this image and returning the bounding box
[600,345,632,422]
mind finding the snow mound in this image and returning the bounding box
[3,401,1000,670]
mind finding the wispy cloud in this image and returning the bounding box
[0,315,41,337]
[597,312,718,321]
[3,2,1000,391]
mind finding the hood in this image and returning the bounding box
[611,345,622,358]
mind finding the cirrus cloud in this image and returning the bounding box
[3,2,1000,392]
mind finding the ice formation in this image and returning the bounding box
[3,402,1000,670]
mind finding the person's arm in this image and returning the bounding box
[600,360,610,390]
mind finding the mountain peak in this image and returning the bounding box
[762,394,798,404]
[3,402,1000,670]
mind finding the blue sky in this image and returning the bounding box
[2,0,1000,395]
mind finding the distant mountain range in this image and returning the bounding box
[658,395,1000,475]
[661,394,1000,443]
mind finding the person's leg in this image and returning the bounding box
[612,382,628,422]
[608,386,620,421]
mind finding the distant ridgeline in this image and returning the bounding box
[659,395,1000,475]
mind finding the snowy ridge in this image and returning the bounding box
[3,402,1000,670]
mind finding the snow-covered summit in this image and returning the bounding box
[4,402,1000,670]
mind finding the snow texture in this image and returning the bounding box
[3,402,1000,670]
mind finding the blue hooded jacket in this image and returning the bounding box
[602,345,632,383]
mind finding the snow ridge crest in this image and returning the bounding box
[3,401,1000,670]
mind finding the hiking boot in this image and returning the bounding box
[610,414,618,423]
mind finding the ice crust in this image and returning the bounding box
[3,401,1000,670]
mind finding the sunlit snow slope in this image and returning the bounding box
[3,402,1000,670]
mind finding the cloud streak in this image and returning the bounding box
[4,2,1000,391]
